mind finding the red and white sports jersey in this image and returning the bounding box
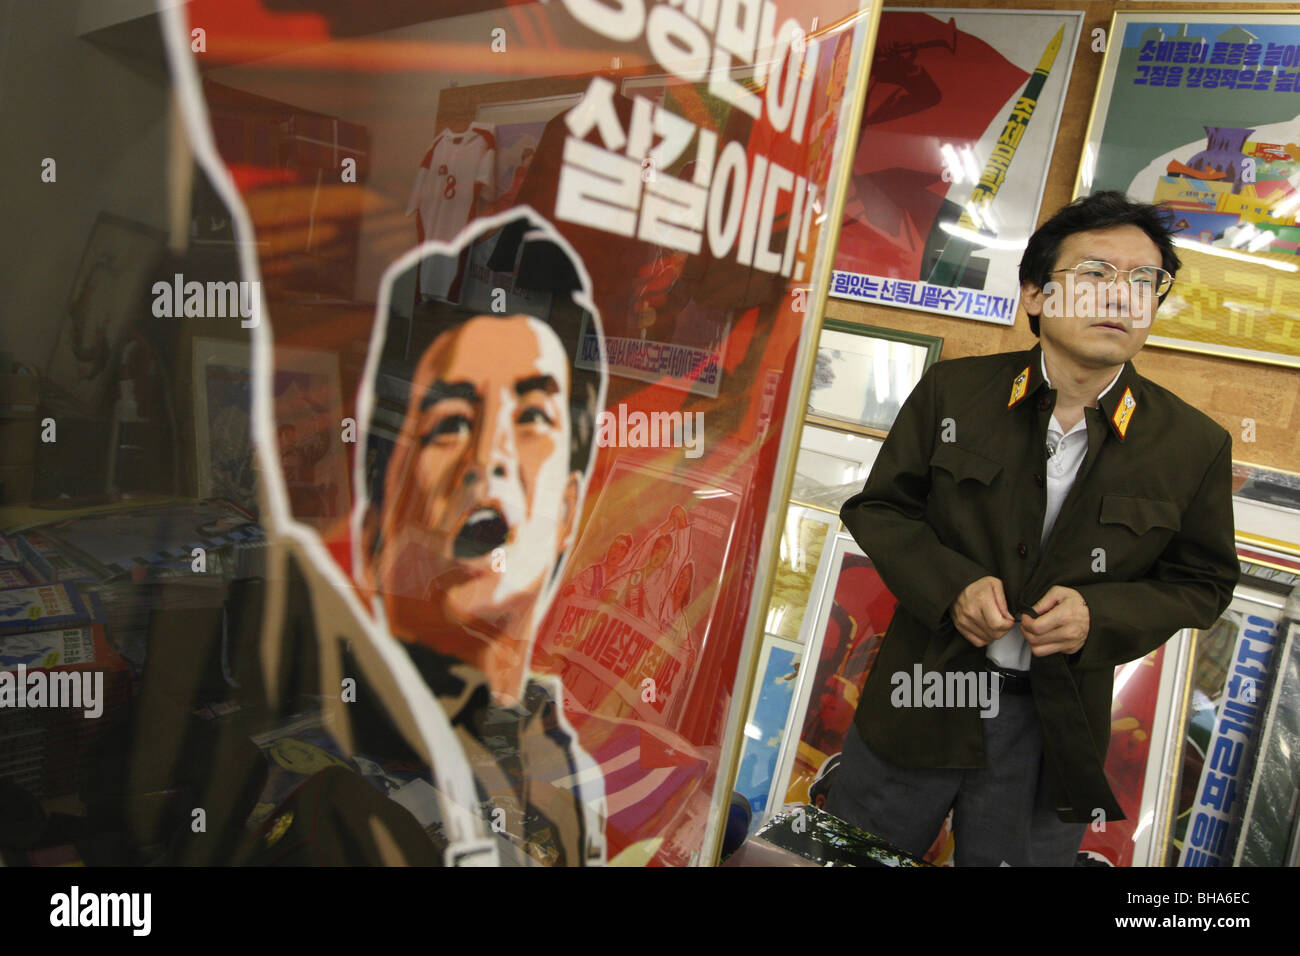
[406,123,496,298]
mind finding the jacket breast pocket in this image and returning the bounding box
[1099,495,1181,536]
[926,443,1004,561]
[929,443,1003,487]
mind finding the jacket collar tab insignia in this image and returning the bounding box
[1110,386,1137,440]
[1007,366,1031,409]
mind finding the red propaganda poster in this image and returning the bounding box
[832,9,1080,324]
[160,0,877,866]
[539,459,741,730]
[533,457,742,861]
[780,538,896,807]
[1077,647,1167,867]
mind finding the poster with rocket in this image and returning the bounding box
[832,9,1082,325]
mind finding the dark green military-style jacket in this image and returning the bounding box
[840,344,1239,822]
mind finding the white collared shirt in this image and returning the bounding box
[987,356,1124,672]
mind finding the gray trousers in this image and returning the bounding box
[826,692,1087,866]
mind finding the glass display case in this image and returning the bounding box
[0,0,880,868]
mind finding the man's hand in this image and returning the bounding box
[951,576,1015,648]
[1022,586,1089,657]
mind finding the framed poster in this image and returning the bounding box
[1161,555,1293,867]
[193,338,348,528]
[791,424,882,509]
[529,453,741,864]
[1076,638,1190,867]
[44,213,167,415]
[733,633,803,832]
[192,338,256,510]
[832,8,1082,324]
[165,0,877,869]
[1232,461,1300,553]
[1233,460,1300,514]
[1234,619,1300,866]
[1078,12,1300,368]
[806,319,941,436]
[765,504,839,644]
[537,457,741,730]
[474,94,584,215]
[769,533,898,817]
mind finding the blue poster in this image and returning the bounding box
[735,639,800,830]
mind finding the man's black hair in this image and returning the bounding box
[1019,191,1182,335]
[362,215,605,558]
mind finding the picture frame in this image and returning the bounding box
[790,424,882,510]
[765,503,840,645]
[805,319,942,437]
[1077,634,1188,867]
[1080,549,1298,867]
[44,212,167,415]
[741,504,845,827]
[1232,460,1300,553]
[192,338,348,529]
[192,338,254,508]
[1233,459,1300,513]
[536,456,741,730]
[1157,548,1296,867]
[1077,11,1300,368]
[473,93,585,216]
[831,8,1082,325]
[1134,628,1199,868]
[733,633,804,833]
[766,533,899,824]
[1234,619,1300,866]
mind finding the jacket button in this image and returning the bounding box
[1037,395,1052,411]
[1034,473,1044,487]
[1017,542,1029,558]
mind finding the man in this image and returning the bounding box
[123,216,612,865]
[828,192,1239,866]
[345,212,610,866]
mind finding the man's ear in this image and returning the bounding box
[1021,279,1045,319]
